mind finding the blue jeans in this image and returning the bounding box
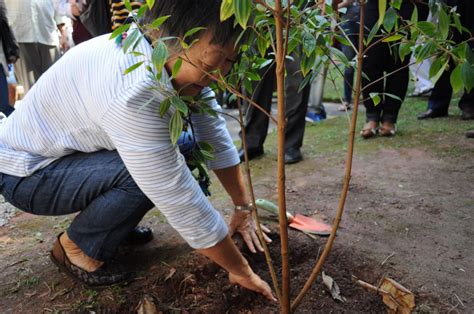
[341,19,359,104]
[0,66,14,116]
[0,150,154,261]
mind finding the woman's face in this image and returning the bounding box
[165,31,237,97]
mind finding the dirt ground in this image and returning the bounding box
[0,130,473,312]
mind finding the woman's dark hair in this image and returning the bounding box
[142,0,241,47]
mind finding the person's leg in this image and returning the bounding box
[381,51,410,126]
[342,21,358,105]
[240,64,276,153]
[458,88,474,120]
[15,43,38,93]
[0,150,153,261]
[284,55,310,156]
[38,44,61,81]
[361,42,384,124]
[0,66,14,116]
[422,68,452,116]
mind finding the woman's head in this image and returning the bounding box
[142,0,241,96]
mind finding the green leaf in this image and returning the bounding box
[234,0,252,28]
[122,28,140,53]
[300,52,315,77]
[410,5,418,26]
[172,58,182,77]
[329,47,348,66]
[398,42,412,61]
[437,4,449,40]
[146,0,155,9]
[184,27,206,40]
[417,22,436,36]
[220,0,234,21]
[124,0,132,12]
[151,15,170,28]
[334,34,351,47]
[416,41,435,63]
[453,12,462,33]
[450,64,464,93]
[384,93,402,102]
[369,93,381,106]
[382,34,403,42]
[257,34,269,57]
[461,62,474,92]
[429,56,447,79]
[170,96,189,115]
[367,23,380,45]
[302,31,316,56]
[465,45,474,64]
[430,58,449,84]
[198,141,215,152]
[377,0,387,27]
[383,7,397,33]
[391,0,402,10]
[137,4,148,18]
[169,110,183,146]
[159,98,171,117]
[200,150,215,161]
[124,61,144,74]
[109,24,131,39]
[151,40,169,72]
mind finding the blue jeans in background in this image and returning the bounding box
[0,66,14,116]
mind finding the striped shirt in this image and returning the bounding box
[0,30,239,249]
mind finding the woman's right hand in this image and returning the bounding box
[229,271,277,302]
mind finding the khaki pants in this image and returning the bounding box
[15,42,60,94]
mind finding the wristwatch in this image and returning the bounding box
[234,203,254,212]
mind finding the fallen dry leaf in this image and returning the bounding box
[136,295,160,314]
[322,271,346,302]
[379,277,415,314]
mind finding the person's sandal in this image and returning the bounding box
[50,233,131,287]
[360,122,379,139]
[379,123,396,137]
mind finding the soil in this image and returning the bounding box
[0,141,473,312]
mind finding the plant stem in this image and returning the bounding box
[274,0,290,313]
[236,97,282,301]
[291,0,366,310]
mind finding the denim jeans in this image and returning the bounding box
[0,150,154,261]
[341,6,360,104]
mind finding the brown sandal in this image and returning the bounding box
[379,122,396,137]
[50,233,131,287]
[360,122,379,139]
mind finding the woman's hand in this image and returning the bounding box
[229,270,277,302]
[229,209,272,253]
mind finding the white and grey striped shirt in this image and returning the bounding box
[0,32,239,249]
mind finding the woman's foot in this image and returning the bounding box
[379,121,396,137]
[360,121,379,139]
[51,232,131,287]
[60,232,103,272]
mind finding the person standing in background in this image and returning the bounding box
[417,0,474,120]
[53,0,92,45]
[5,0,64,94]
[0,0,19,116]
[337,0,360,111]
